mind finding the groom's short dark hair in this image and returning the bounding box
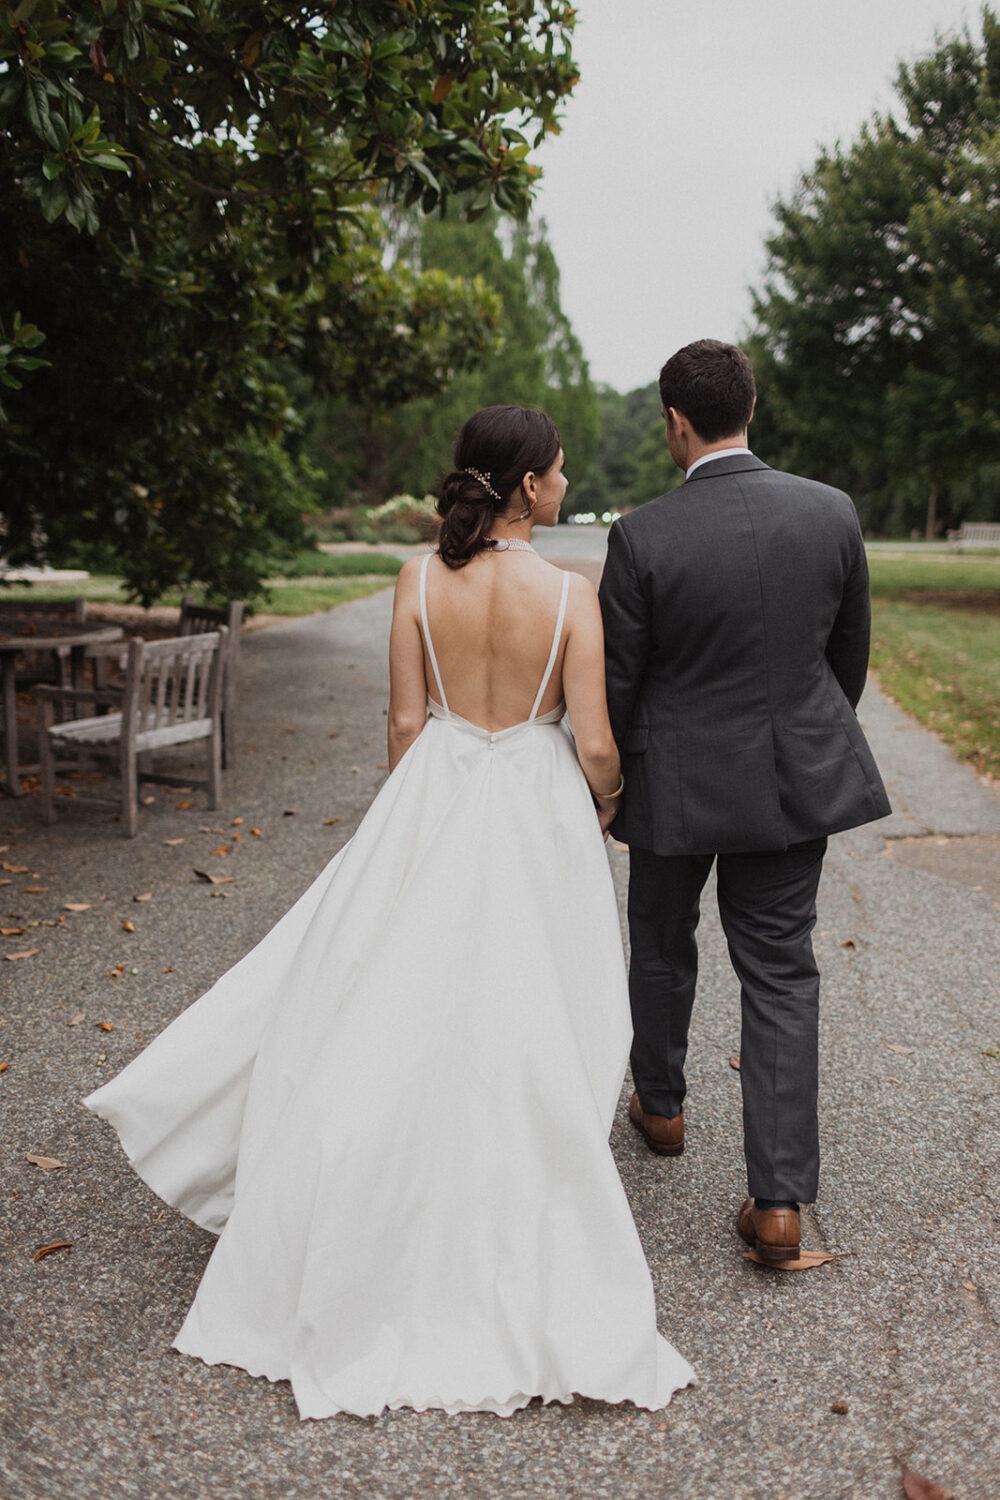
[659,340,756,442]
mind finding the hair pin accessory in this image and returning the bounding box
[465,468,503,503]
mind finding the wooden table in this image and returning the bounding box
[0,616,124,797]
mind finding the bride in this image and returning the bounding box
[85,405,694,1420]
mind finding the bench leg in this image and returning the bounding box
[206,722,223,810]
[120,744,139,837]
[2,656,22,797]
[39,720,58,826]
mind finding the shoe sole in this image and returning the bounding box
[629,1113,684,1157]
[737,1219,800,1263]
[751,1240,799,1264]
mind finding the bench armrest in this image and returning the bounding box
[34,684,124,709]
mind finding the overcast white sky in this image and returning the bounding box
[532,0,980,392]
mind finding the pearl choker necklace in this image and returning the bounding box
[485,538,535,552]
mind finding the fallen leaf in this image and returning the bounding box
[323,817,342,827]
[901,1470,956,1500]
[26,1154,65,1170]
[109,962,124,978]
[250,827,262,837]
[210,846,230,857]
[743,1249,848,1270]
[121,920,136,933]
[830,1400,849,1415]
[0,861,28,873]
[175,800,192,810]
[63,902,91,912]
[0,1061,8,1073]
[96,1021,114,1032]
[886,1043,915,1055]
[0,879,13,886]
[0,927,25,936]
[728,1055,741,1071]
[888,1076,903,1085]
[961,1280,977,1292]
[162,965,174,974]
[200,826,226,834]
[840,938,856,949]
[163,838,185,847]
[5,949,39,962]
[141,795,155,805]
[982,1048,1000,1059]
[33,1241,72,1262]
[67,1011,86,1026]
[132,892,152,903]
[193,869,235,885]
[23,887,49,894]
[231,817,244,827]
[232,832,242,842]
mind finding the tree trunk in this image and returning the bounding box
[925,487,938,540]
[361,420,390,508]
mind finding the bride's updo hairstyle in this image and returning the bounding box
[437,405,561,569]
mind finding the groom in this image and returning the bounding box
[599,339,890,1264]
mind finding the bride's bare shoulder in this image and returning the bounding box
[392,554,426,610]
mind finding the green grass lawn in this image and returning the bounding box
[0,551,404,617]
[867,552,1000,780]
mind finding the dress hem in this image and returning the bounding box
[171,1337,696,1421]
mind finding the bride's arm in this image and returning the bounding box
[561,576,622,831]
[387,560,428,770]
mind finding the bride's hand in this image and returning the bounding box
[596,800,617,837]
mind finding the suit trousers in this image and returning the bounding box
[627,837,827,1204]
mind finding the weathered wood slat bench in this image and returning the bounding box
[36,629,227,837]
[947,522,1000,549]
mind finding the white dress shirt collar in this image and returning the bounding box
[686,447,753,479]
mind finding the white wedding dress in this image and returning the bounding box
[85,556,694,1419]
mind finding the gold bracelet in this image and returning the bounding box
[595,774,625,801]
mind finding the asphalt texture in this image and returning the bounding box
[1,531,997,1500]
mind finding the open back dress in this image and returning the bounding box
[85,554,694,1419]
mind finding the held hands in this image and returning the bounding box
[593,772,624,839]
[596,801,617,839]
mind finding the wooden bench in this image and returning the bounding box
[36,630,226,837]
[947,522,1000,549]
[180,596,243,768]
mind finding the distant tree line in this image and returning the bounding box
[748,8,999,538]
[299,205,598,512]
[585,11,999,534]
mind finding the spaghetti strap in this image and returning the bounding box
[419,553,449,713]
[529,571,571,721]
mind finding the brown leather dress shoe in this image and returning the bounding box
[628,1091,684,1156]
[737,1198,800,1264]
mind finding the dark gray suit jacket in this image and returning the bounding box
[598,454,890,855]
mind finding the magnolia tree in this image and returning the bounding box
[0,0,578,599]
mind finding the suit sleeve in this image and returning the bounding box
[598,520,651,750]
[825,514,872,710]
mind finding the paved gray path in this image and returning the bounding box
[1,539,997,1499]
